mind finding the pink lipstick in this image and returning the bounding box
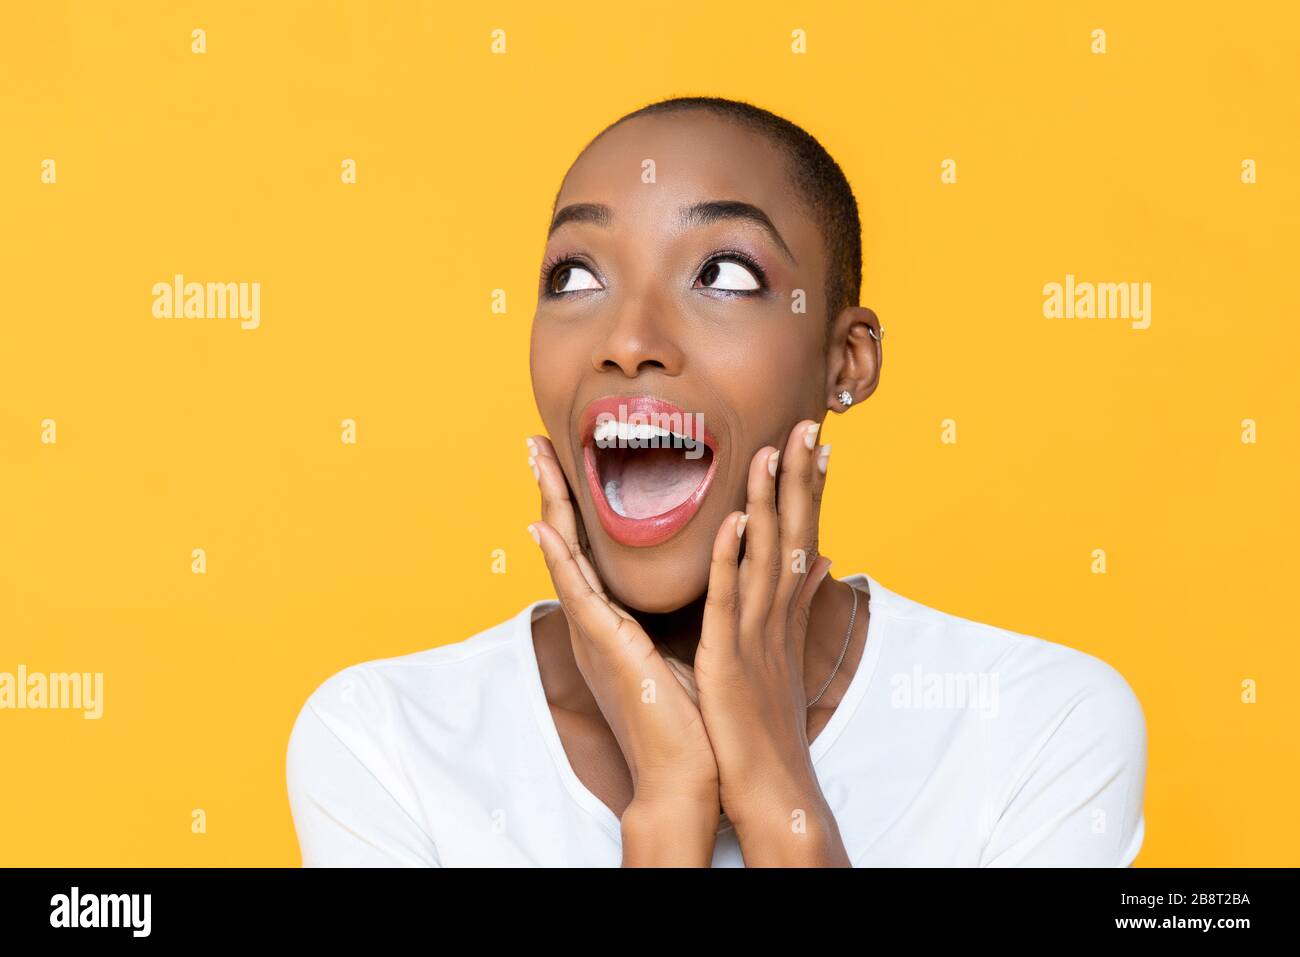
[578,395,719,548]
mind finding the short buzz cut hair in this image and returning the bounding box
[587,95,864,328]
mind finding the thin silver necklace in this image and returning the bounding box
[807,583,861,708]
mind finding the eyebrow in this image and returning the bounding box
[548,200,798,265]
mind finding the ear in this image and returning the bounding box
[823,306,883,412]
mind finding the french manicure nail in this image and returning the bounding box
[767,450,780,477]
[526,436,537,452]
[817,443,832,475]
[804,423,820,450]
[736,513,750,538]
[528,456,539,481]
[527,524,540,545]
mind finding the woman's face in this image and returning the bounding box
[530,111,836,613]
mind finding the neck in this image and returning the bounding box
[631,598,708,663]
[534,571,865,718]
[627,573,858,674]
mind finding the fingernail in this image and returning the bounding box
[736,513,749,539]
[803,423,820,450]
[817,444,832,475]
[527,523,540,545]
[767,450,780,477]
[526,437,537,454]
[528,455,539,481]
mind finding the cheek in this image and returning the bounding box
[530,325,581,435]
[704,323,824,446]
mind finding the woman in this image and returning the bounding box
[286,96,1147,867]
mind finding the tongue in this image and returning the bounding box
[604,447,709,519]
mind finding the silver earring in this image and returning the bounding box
[867,325,882,341]
[837,390,853,408]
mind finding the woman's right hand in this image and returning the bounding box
[525,435,721,819]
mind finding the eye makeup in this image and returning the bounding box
[694,248,769,296]
[538,251,602,297]
[538,245,772,299]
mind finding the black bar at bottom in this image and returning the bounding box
[0,867,1288,942]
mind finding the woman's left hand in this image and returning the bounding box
[691,418,852,866]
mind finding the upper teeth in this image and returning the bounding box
[593,420,687,446]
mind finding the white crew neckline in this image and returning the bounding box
[513,572,889,841]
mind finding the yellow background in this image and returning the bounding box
[1,1,1296,866]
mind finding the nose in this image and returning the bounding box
[591,296,685,377]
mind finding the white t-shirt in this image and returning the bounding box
[285,572,1147,867]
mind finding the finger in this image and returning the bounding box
[532,434,604,586]
[527,435,580,547]
[701,510,746,651]
[791,556,833,668]
[809,440,832,597]
[772,419,823,615]
[528,435,604,596]
[528,520,624,645]
[737,443,781,638]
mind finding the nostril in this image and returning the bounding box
[599,358,667,375]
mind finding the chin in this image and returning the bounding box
[590,540,712,615]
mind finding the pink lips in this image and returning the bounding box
[578,395,720,548]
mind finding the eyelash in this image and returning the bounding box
[538,251,593,295]
[539,249,769,298]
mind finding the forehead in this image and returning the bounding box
[554,112,817,255]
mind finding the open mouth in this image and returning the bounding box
[578,396,719,548]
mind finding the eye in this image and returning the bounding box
[547,260,602,295]
[695,254,764,293]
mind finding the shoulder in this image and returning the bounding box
[285,603,541,785]
[283,603,548,866]
[866,573,1145,734]
[862,574,1146,865]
